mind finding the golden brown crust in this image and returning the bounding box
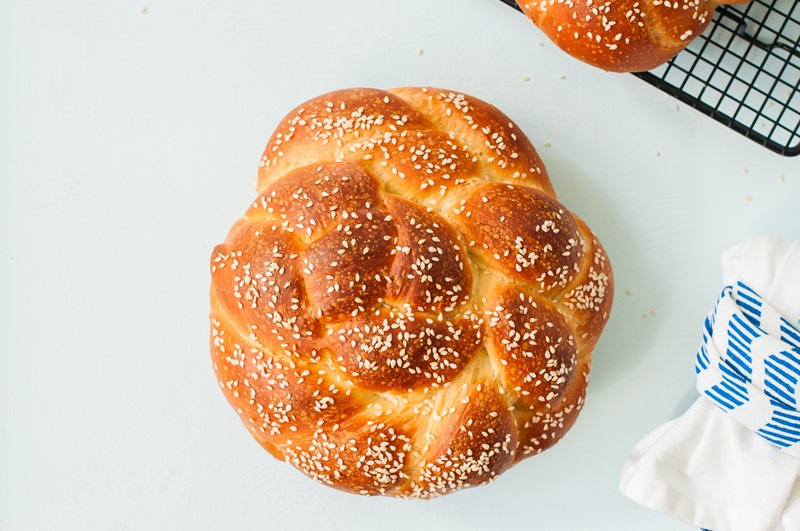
[382,195,473,313]
[451,182,585,294]
[405,384,518,496]
[516,0,749,73]
[485,281,578,410]
[211,87,614,497]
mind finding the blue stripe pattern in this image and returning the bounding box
[782,317,800,349]
[696,281,800,453]
[735,281,762,322]
[764,353,800,407]
[756,400,800,448]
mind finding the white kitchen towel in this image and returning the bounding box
[620,236,800,531]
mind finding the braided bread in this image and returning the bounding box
[516,0,752,72]
[209,87,614,497]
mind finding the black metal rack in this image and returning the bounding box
[499,0,800,157]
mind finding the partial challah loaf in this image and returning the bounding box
[516,0,751,72]
[210,87,614,497]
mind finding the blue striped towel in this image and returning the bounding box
[697,280,800,457]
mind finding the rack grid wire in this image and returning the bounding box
[499,0,800,156]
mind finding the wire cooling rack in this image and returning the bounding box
[499,0,800,157]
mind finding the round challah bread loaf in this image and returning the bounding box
[516,0,751,72]
[210,87,614,497]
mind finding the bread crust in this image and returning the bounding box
[210,87,614,496]
[516,0,749,72]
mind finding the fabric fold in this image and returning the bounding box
[696,280,800,458]
[620,236,800,531]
